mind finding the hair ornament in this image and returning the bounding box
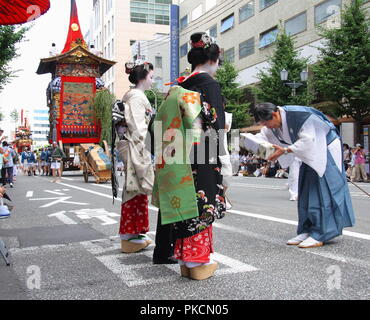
[125,59,150,74]
[190,33,215,49]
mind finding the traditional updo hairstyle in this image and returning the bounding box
[126,62,154,85]
[188,32,221,72]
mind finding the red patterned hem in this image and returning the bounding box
[174,225,213,263]
[119,194,149,234]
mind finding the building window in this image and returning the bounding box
[155,56,163,68]
[180,15,188,30]
[131,12,147,23]
[205,0,217,12]
[192,4,203,21]
[221,14,234,33]
[155,14,170,25]
[34,117,49,121]
[209,24,217,38]
[259,26,278,48]
[180,43,188,58]
[285,12,307,36]
[130,0,171,25]
[224,47,235,63]
[239,37,254,59]
[315,0,342,24]
[260,0,278,10]
[239,1,254,23]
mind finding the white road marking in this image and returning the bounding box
[70,208,120,226]
[213,222,370,269]
[81,238,258,287]
[228,209,298,226]
[350,192,369,198]
[44,190,67,196]
[30,196,89,208]
[231,183,285,190]
[48,211,78,225]
[55,182,370,242]
[93,184,124,192]
[57,182,114,200]
[26,191,33,198]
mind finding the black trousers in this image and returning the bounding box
[153,211,176,263]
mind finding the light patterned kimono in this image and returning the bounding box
[117,88,154,203]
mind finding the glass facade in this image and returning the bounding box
[130,0,172,25]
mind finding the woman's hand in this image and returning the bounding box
[268,145,286,162]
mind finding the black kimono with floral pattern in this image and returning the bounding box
[153,72,227,262]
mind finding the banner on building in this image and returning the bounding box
[170,4,179,84]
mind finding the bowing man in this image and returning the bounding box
[246,102,355,248]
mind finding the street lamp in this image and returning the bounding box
[280,69,308,96]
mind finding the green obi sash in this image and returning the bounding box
[152,86,202,225]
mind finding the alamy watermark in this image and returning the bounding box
[326,265,341,291]
[26,265,41,290]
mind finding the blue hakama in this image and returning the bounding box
[298,151,355,242]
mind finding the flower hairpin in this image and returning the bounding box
[190,33,215,49]
[125,60,150,74]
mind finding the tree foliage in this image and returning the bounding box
[312,0,370,140]
[0,25,28,91]
[215,61,252,129]
[10,108,19,123]
[145,88,165,112]
[94,89,115,146]
[254,29,313,106]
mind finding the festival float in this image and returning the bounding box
[36,0,115,181]
[13,112,33,153]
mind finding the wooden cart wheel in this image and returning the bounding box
[83,164,89,183]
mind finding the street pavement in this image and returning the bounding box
[0,172,369,300]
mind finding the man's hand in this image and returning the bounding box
[268,144,286,162]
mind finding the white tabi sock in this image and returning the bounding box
[120,233,140,241]
[185,262,203,268]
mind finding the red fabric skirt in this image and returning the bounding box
[119,194,149,234]
[174,225,213,263]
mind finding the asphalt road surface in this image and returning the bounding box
[1,172,369,300]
